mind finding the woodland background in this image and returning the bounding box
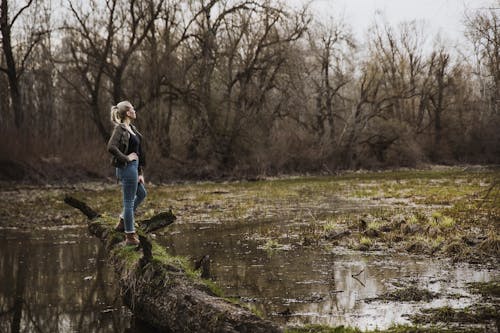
[0,0,499,182]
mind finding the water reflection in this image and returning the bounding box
[0,217,497,332]
[0,228,149,333]
[161,219,498,330]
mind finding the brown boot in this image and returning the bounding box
[114,217,125,232]
[125,232,140,246]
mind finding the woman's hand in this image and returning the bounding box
[127,152,138,161]
[138,175,145,184]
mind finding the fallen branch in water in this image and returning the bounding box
[65,195,281,333]
[351,269,366,287]
[352,269,364,278]
[64,195,100,220]
[64,195,176,234]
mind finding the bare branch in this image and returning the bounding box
[9,0,35,28]
[18,29,51,77]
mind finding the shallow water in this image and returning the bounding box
[0,219,497,332]
[0,227,150,333]
[161,217,498,330]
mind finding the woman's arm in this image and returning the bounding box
[107,126,129,163]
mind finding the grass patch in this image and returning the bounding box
[439,216,456,228]
[405,239,433,254]
[369,285,438,302]
[478,231,500,257]
[360,237,372,246]
[356,236,373,251]
[150,243,193,274]
[443,240,471,259]
[203,279,224,297]
[112,245,142,269]
[323,220,341,232]
[409,305,499,325]
[468,281,500,298]
[367,220,383,231]
[244,303,264,318]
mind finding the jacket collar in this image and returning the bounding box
[117,122,142,137]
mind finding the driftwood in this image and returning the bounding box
[64,195,100,219]
[64,195,281,333]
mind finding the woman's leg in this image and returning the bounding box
[120,182,147,219]
[121,161,138,233]
[134,182,147,211]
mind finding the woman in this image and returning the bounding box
[107,101,147,246]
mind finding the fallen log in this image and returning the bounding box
[64,195,281,333]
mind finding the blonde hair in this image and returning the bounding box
[110,101,133,124]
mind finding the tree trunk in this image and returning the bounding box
[65,196,282,333]
[90,91,110,142]
[159,93,174,158]
[8,79,21,129]
[0,0,22,129]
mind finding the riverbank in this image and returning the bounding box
[1,167,498,332]
[1,167,498,264]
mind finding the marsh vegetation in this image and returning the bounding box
[0,167,498,332]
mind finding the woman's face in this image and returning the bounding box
[126,105,136,120]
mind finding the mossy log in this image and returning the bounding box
[64,195,281,333]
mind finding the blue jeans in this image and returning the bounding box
[116,160,147,233]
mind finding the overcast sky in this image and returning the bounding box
[288,0,496,46]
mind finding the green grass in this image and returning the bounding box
[2,167,498,263]
[360,237,372,246]
[439,216,456,228]
[112,244,142,269]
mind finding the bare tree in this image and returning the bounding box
[138,0,195,158]
[105,0,165,103]
[0,0,46,129]
[466,4,500,114]
[21,0,55,138]
[59,0,164,142]
[339,59,393,167]
[174,0,304,165]
[428,47,452,149]
[338,21,423,167]
[219,2,308,167]
[307,19,354,144]
[466,4,500,116]
[59,0,118,141]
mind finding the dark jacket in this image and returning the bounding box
[107,123,146,175]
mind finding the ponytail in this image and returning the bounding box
[110,101,132,124]
[110,105,120,124]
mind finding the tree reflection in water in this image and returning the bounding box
[0,229,144,333]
